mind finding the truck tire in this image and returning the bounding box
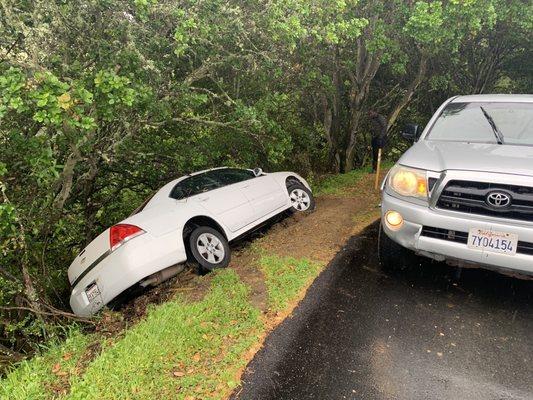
[378,223,411,271]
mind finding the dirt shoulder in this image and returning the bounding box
[230,171,382,310]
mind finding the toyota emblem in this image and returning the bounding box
[486,191,511,208]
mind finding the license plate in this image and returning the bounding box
[467,228,518,255]
[85,282,101,302]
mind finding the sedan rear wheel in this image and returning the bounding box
[288,184,315,212]
[189,226,231,272]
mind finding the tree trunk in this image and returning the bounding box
[386,54,428,130]
[345,110,363,171]
[321,96,341,173]
[321,47,345,173]
[18,224,45,319]
[81,159,100,245]
[344,38,382,171]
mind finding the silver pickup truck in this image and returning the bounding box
[379,94,533,277]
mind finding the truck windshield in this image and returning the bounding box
[427,102,533,146]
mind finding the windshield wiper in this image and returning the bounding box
[480,106,505,145]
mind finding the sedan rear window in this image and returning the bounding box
[171,174,222,200]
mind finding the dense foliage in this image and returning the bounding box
[0,0,531,362]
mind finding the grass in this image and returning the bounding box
[66,270,262,400]
[1,257,325,400]
[314,161,395,196]
[0,329,92,400]
[260,255,322,313]
[315,169,366,196]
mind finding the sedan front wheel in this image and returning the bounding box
[288,184,315,212]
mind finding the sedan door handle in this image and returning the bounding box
[197,196,210,202]
[240,184,250,189]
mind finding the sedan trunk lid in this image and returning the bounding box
[68,228,110,286]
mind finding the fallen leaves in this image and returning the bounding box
[52,363,61,374]
[51,363,68,377]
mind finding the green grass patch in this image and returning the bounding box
[65,270,262,400]
[314,163,395,196]
[315,169,366,196]
[1,328,92,400]
[2,255,328,399]
[260,255,322,312]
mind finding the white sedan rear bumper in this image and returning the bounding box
[70,231,187,317]
[382,191,533,276]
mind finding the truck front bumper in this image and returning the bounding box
[381,191,533,276]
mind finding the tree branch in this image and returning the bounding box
[0,342,24,362]
[387,54,428,130]
[0,33,22,64]
[0,305,96,325]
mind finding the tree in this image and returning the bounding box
[261,0,498,171]
[0,0,528,360]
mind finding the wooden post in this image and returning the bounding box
[374,148,382,190]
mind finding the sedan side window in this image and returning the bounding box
[211,168,255,187]
[171,174,222,200]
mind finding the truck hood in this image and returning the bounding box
[399,141,533,177]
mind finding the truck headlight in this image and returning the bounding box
[388,165,428,199]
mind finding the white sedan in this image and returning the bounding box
[68,167,314,316]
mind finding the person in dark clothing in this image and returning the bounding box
[368,110,388,172]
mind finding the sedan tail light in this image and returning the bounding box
[110,224,145,251]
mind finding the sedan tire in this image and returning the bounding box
[189,226,231,272]
[288,184,315,212]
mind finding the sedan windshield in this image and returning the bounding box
[427,102,533,146]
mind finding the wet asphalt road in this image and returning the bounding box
[232,223,533,400]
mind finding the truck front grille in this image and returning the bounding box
[436,180,533,222]
[420,226,533,256]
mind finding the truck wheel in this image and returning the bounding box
[378,224,410,271]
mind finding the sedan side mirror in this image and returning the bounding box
[402,124,420,142]
[253,167,263,177]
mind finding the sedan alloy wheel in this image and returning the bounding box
[290,188,311,211]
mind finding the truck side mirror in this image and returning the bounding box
[253,167,263,177]
[402,124,420,142]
